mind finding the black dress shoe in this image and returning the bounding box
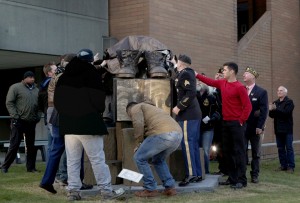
[251,177,259,183]
[219,179,231,185]
[230,183,245,189]
[189,176,203,183]
[178,176,190,187]
[1,168,8,173]
[39,184,57,194]
[212,171,224,176]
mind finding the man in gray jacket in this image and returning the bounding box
[1,71,40,173]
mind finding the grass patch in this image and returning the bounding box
[0,157,299,202]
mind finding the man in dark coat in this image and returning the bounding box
[243,67,268,183]
[269,86,295,173]
[54,49,124,201]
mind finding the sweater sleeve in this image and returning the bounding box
[196,73,222,89]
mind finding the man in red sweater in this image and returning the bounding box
[195,62,252,189]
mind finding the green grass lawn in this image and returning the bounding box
[0,157,299,203]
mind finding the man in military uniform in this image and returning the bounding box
[172,54,203,187]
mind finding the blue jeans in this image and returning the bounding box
[40,125,65,186]
[134,131,182,191]
[201,130,214,174]
[56,150,68,182]
[276,133,295,169]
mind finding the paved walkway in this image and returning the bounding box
[79,174,220,198]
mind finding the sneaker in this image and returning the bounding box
[134,189,159,197]
[39,184,57,194]
[67,191,81,201]
[80,182,93,190]
[102,188,125,200]
[161,188,177,196]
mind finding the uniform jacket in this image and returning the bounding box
[54,57,108,135]
[6,81,39,122]
[246,84,268,134]
[130,102,182,139]
[175,67,202,121]
[269,96,294,134]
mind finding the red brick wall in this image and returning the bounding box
[110,0,238,77]
[148,0,238,77]
[237,11,273,142]
[269,0,300,153]
[109,0,149,38]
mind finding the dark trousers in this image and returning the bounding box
[2,119,37,171]
[179,120,202,177]
[213,122,228,175]
[245,130,262,178]
[275,133,295,169]
[222,120,247,185]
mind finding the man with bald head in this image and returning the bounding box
[269,86,295,173]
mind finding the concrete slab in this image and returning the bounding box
[78,174,221,198]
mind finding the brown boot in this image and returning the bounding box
[134,190,160,197]
[162,188,177,196]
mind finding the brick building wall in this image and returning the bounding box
[109,0,300,156]
[269,0,300,154]
[109,0,238,77]
[237,11,273,148]
[109,0,149,38]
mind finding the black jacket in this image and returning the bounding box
[197,91,220,131]
[246,85,268,134]
[269,96,294,134]
[54,57,108,135]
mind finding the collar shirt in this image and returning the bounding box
[247,83,255,95]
